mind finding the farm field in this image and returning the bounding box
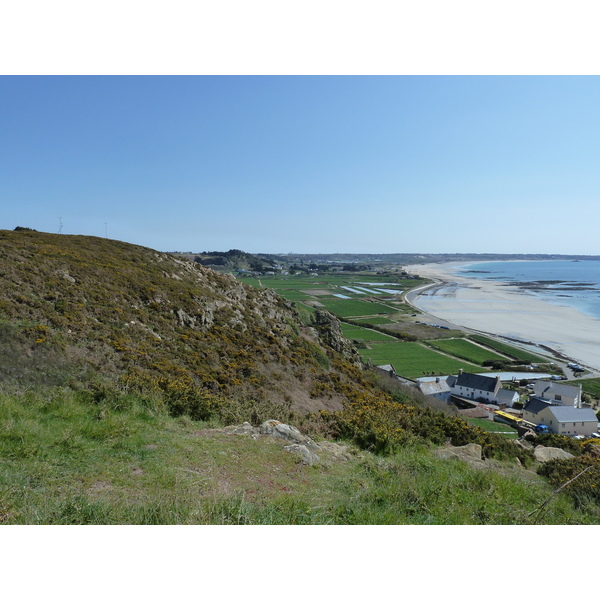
[358,342,483,379]
[319,299,398,318]
[468,334,550,364]
[427,338,507,366]
[340,324,396,342]
[237,270,554,381]
[351,316,395,325]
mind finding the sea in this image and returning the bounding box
[455,260,600,321]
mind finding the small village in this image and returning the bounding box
[404,368,600,439]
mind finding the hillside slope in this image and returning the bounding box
[0,230,365,421]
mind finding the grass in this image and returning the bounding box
[428,338,507,366]
[466,418,518,438]
[0,385,595,524]
[340,324,396,342]
[351,316,395,325]
[562,377,600,400]
[358,342,484,379]
[319,299,398,317]
[468,334,550,363]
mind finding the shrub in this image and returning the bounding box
[537,455,600,509]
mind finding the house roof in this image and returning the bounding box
[546,405,598,424]
[495,388,518,403]
[533,380,580,399]
[524,398,598,423]
[455,372,499,393]
[419,379,452,396]
[523,397,552,415]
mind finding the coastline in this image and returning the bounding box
[404,261,600,374]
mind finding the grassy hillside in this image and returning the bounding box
[0,229,369,420]
[2,230,600,524]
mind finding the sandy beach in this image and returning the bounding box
[404,262,600,373]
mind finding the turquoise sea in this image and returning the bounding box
[456,260,600,320]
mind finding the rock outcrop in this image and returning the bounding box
[533,445,575,463]
[227,420,352,466]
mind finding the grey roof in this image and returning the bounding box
[533,381,580,399]
[455,372,498,393]
[419,380,452,396]
[524,398,598,423]
[446,375,457,387]
[523,397,552,415]
[546,405,598,423]
[495,388,518,402]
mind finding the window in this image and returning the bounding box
[555,395,561,401]
[562,423,565,428]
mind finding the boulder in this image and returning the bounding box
[533,445,575,463]
[284,444,320,466]
[259,420,320,451]
[434,443,483,464]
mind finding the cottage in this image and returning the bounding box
[418,377,452,403]
[449,370,519,407]
[532,380,582,408]
[522,397,598,437]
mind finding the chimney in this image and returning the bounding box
[458,369,463,376]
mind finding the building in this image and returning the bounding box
[449,370,519,407]
[532,380,582,408]
[522,397,598,437]
[418,377,452,403]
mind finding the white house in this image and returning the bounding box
[449,370,519,407]
[523,397,598,437]
[532,381,582,408]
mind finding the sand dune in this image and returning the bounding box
[405,262,600,373]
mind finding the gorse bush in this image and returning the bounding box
[320,391,534,465]
[537,455,600,511]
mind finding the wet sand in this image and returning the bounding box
[404,262,600,373]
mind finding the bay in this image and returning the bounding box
[456,260,600,320]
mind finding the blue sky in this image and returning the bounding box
[2,75,600,255]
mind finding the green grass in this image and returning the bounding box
[351,316,395,325]
[319,299,398,317]
[428,338,507,366]
[466,418,518,438]
[340,324,396,342]
[468,334,550,363]
[0,385,595,524]
[358,342,485,379]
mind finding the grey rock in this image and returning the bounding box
[230,422,259,438]
[534,446,575,462]
[435,443,483,462]
[259,420,319,451]
[317,440,353,461]
[284,444,320,466]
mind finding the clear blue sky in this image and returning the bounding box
[2,75,600,255]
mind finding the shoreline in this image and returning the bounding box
[404,261,600,374]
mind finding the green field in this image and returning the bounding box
[319,299,398,317]
[358,342,484,379]
[468,334,549,363]
[350,316,395,325]
[428,338,506,366]
[340,324,396,342]
[565,378,600,399]
[466,418,518,438]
